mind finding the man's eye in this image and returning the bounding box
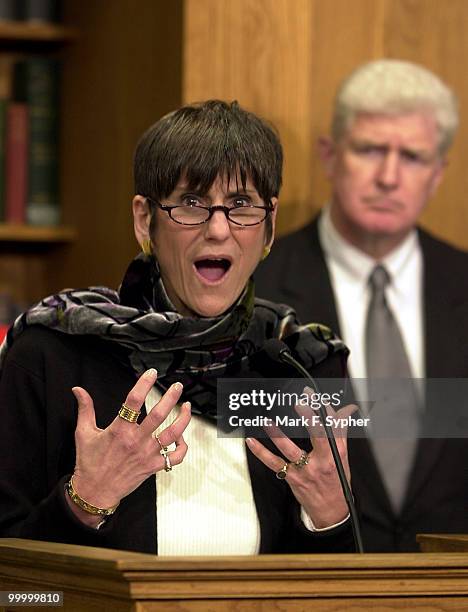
[354,145,382,155]
[401,151,424,164]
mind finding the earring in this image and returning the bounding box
[141,238,152,256]
[261,246,271,261]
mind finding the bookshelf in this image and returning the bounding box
[0,1,183,313]
[0,19,78,314]
[0,223,75,242]
[0,22,78,43]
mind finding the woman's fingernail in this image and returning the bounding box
[184,401,191,409]
[173,382,183,391]
[145,368,157,379]
[246,437,256,446]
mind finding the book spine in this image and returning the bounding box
[0,56,15,100]
[5,103,28,224]
[22,0,61,23]
[14,58,60,226]
[0,0,19,21]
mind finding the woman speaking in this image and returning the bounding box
[0,100,353,554]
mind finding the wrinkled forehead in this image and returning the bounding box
[344,111,441,151]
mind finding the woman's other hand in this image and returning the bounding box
[246,402,357,530]
[67,368,191,527]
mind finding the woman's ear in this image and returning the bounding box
[132,195,152,249]
[265,197,278,252]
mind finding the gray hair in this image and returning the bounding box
[332,59,459,154]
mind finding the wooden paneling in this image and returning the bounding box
[183,0,468,250]
[183,0,316,235]
[383,0,468,249]
[308,0,386,226]
[183,0,388,235]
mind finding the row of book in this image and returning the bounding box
[0,57,60,226]
[0,0,60,23]
[0,286,23,330]
[0,289,22,341]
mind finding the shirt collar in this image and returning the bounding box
[318,205,419,290]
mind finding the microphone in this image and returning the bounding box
[262,338,364,553]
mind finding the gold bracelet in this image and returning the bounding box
[66,475,119,517]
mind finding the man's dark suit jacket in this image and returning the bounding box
[255,216,468,552]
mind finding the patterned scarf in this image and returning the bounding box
[0,254,348,420]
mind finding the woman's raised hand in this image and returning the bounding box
[246,401,357,529]
[67,368,191,527]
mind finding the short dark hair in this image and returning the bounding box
[133,100,283,241]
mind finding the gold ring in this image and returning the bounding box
[293,450,309,468]
[164,454,172,472]
[276,463,289,479]
[154,435,168,454]
[118,404,139,423]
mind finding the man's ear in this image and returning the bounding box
[132,195,152,247]
[317,136,337,179]
[428,156,448,198]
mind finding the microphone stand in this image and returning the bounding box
[279,349,364,554]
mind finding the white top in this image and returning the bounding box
[146,386,260,555]
[318,206,424,385]
[145,386,348,555]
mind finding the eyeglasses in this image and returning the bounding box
[146,196,274,227]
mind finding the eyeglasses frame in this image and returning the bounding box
[145,196,275,227]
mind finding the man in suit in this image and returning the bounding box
[255,59,468,552]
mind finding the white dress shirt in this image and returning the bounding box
[318,206,424,384]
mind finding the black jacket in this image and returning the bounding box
[0,325,354,554]
[255,217,468,552]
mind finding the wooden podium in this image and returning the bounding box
[418,534,468,553]
[1,538,468,611]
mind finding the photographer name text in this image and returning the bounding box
[227,414,369,428]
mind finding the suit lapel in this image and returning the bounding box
[401,230,454,510]
[280,218,341,333]
[348,433,395,524]
[421,229,463,377]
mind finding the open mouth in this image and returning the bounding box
[194,258,232,283]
